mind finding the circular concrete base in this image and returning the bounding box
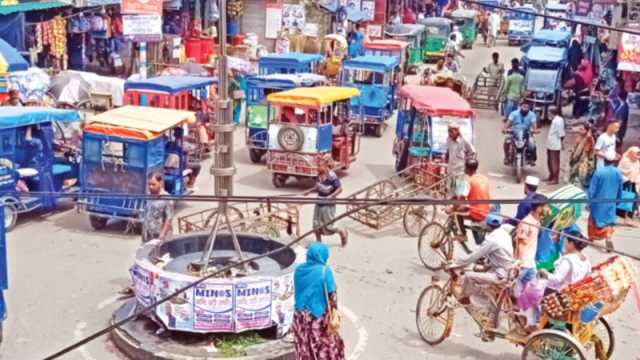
[110,299,295,360]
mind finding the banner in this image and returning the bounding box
[618,32,640,73]
[193,283,234,331]
[235,280,273,332]
[121,0,162,15]
[265,2,283,39]
[122,14,162,42]
[155,276,194,331]
[129,264,155,307]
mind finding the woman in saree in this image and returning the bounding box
[569,122,596,189]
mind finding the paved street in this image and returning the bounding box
[3,39,640,360]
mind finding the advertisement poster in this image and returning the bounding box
[271,274,295,335]
[123,14,162,42]
[266,2,283,39]
[121,0,162,15]
[509,20,533,33]
[575,0,592,17]
[155,276,194,331]
[235,280,273,331]
[362,1,375,21]
[618,32,640,72]
[282,4,305,31]
[129,264,155,307]
[193,283,235,331]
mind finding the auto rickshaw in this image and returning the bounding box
[522,46,569,121]
[245,73,327,163]
[450,9,479,49]
[419,17,453,62]
[524,29,572,50]
[341,55,400,137]
[320,34,348,81]
[544,2,570,30]
[363,39,409,83]
[507,5,536,46]
[78,106,196,230]
[265,87,360,188]
[0,107,82,231]
[385,23,427,74]
[258,52,324,75]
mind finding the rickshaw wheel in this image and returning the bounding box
[588,317,614,359]
[272,174,287,188]
[204,206,245,231]
[522,330,587,360]
[418,222,453,271]
[403,205,436,237]
[249,149,263,164]
[89,215,108,230]
[416,284,453,345]
[3,202,17,232]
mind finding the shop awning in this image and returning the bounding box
[0,38,28,73]
[0,1,69,15]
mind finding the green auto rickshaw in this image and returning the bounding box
[385,23,427,74]
[419,17,453,62]
[450,9,479,49]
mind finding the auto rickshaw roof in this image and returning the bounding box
[419,17,453,26]
[258,52,323,65]
[513,5,537,12]
[478,0,500,9]
[398,85,474,117]
[343,55,400,72]
[85,106,196,140]
[385,23,426,37]
[545,2,567,11]
[124,76,217,94]
[0,107,80,129]
[248,73,327,89]
[267,86,360,107]
[524,46,567,63]
[451,9,478,18]
[532,29,572,43]
[363,39,409,50]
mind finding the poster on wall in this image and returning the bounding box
[282,4,305,31]
[367,24,382,38]
[122,14,162,42]
[362,1,375,21]
[235,280,273,332]
[266,2,283,39]
[129,264,155,307]
[271,274,295,335]
[193,283,235,331]
[121,0,162,15]
[617,32,640,72]
[155,276,194,331]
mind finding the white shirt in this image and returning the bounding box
[594,132,617,169]
[546,115,565,151]
[546,253,592,291]
[453,225,514,279]
[488,13,501,36]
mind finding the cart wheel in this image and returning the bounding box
[247,221,281,240]
[418,222,453,271]
[589,317,614,359]
[522,329,587,360]
[272,174,287,188]
[364,180,397,216]
[89,215,108,230]
[416,284,453,345]
[3,202,17,232]
[249,149,263,164]
[373,124,384,138]
[204,206,245,231]
[403,205,436,237]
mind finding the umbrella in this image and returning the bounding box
[49,71,92,107]
[0,38,28,74]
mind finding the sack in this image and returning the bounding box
[323,267,342,334]
[617,184,636,213]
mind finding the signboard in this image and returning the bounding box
[362,1,375,21]
[121,0,162,15]
[235,280,273,332]
[265,2,283,39]
[282,4,305,31]
[155,276,194,330]
[123,14,162,42]
[575,0,592,16]
[618,32,640,72]
[509,20,533,32]
[367,24,382,38]
[193,283,234,331]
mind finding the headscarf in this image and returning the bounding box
[577,59,593,87]
[294,242,337,317]
[618,146,640,184]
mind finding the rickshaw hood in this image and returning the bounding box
[363,39,409,51]
[385,23,426,37]
[399,85,474,118]
[524,46,567,64]
[0,107,80,129]
[267,87,359,107]
[85,106,196,140]
[125,75,217,94]
[249,73,327,89]
[531,29,572,45]
[343,55,400,72]
[0,38,29,73]
[259,52,323,65]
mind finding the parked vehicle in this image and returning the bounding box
[450,9,478,49]
[265,87,360,188]
[0,107,81,231]
[245,73,327,163]
[258,52,323,75]
[419,17,454,61]
[522,45,569,121]
[385,23,427,74]
[507,5,536,46]
[341,55,400,137]
[78,106,195,229]
[363,39,410,81]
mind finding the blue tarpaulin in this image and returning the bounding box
[124,75,217,94]
[0,13,24,52]
[0,38,27,73]
[0,107,80,129]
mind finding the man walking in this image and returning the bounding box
[445,121,476,198]
[594,121,620,169]
[588,152,623,251]
[546,106,565,184]
[488,11,501,48]
[501,58,525,119]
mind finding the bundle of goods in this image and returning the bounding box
[34,16,68,69]
[227,0,243,17]
[541,256,635,320]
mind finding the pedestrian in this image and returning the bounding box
[594,120,620,170]
[142,172,174,243]
[612,91,630,147]
[569,122,595,188]
[567,40,583,72]
[483,52,505,79]
[501,58,525,119]
[292,242,345,360]
[303,158,348,247]
[507,175,539,226]
[488,11,501,48]
[444,121,476,198]
[617,146,640,226]
[480,11,489,45]
[565,62,590,118]
[587,152,623,251]
[347,23,364,58]
[546,106,565,184]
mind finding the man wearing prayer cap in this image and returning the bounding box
[507,176,540,226]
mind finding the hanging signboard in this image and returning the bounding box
[617,31,640,72]
[121,0,162,15]
[122,14,162,42]
[265,2,283,39]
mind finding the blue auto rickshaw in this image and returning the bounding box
[507,5,536,46]
[544,3,570,30]
[78,106,195,230]
[258,52,324,75]
[522,46,569,121]
[0,107,81,231]
[524,29,572,50]
[341,55,400,137]
[245,73,327,163]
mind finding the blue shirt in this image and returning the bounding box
[317,171,341,198]
[348,31,364,58]
[507,191,537,226]
[508,110,536,134]
[535,223,580,271]
[588,165,623,227]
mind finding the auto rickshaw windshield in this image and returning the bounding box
[425,25,449,37]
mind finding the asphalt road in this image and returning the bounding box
[2,39,640,360]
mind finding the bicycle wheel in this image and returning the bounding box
[416,284,453,346]
[587,317,614,359]
[522,330,587,360]
[403,205,436,237]
[418,222,453,271]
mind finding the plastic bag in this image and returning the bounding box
[517,278,547,311]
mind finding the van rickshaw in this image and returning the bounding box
[385,23,427,74]
[124,76,218,160]
[245,73,327,163]
[363,39,410,80]
[522,46,569,121]
[507,5,537,46]
[419,17,454,62]
[416,254,632,359]
[450,9,479,49]
[265,86,360,188]
[321,34,348,81]
[77,106,195,230]
[0,107,81,231]
[258,52,324,75]
[544,2,570,30]
[341,55,400,137]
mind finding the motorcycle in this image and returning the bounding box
[504,129,537,183]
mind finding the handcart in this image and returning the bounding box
[177,202,301,240]
[470,72,503,109]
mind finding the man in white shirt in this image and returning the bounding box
[546,106,565,184]
[594,121,620,169]
[488,11,501,48]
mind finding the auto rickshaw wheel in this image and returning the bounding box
[272,173,287,188]
[416,284,453,345]
[3,202,17,232]
[522,330,587,360]
[249,149,264,164]
[89,215,108,230]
